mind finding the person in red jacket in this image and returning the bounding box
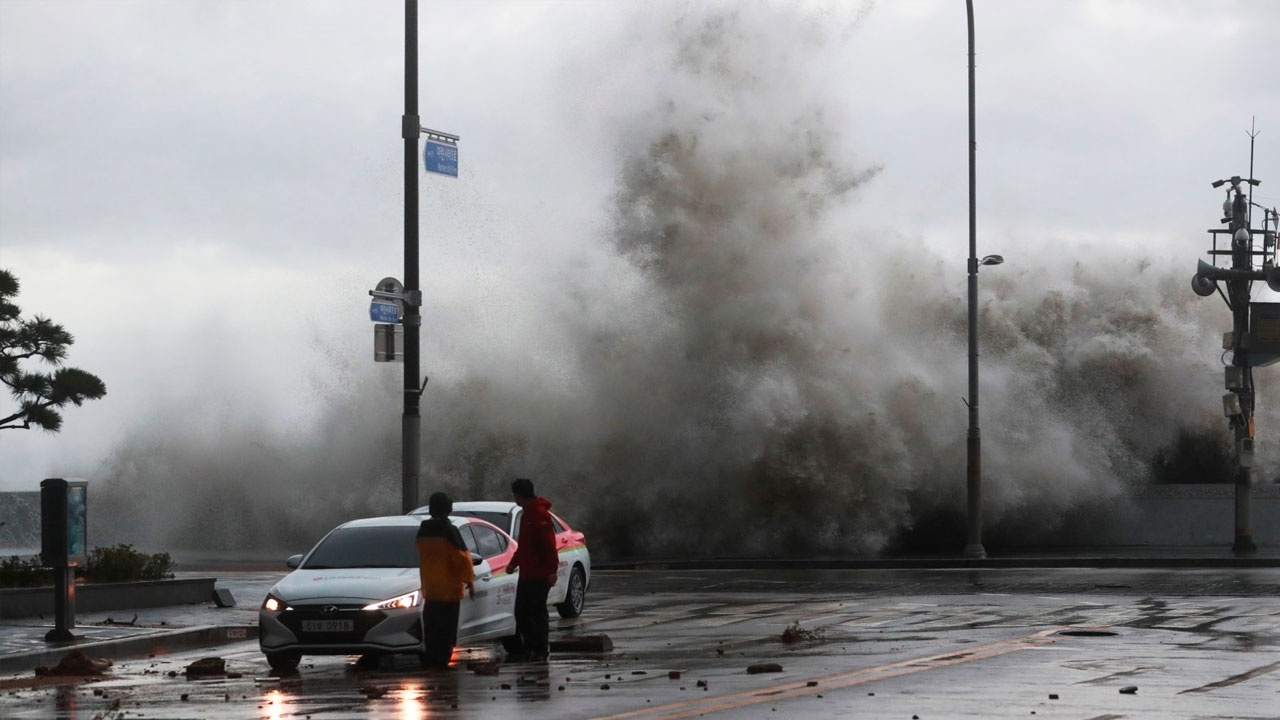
[506,477,558,659]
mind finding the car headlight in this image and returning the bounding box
[262,593,292,612]
[363,590,421,611]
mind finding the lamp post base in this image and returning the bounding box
[44,628,76,643]
[963,543,987,559]
[1232,535,1257,555]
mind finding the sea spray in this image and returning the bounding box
[84,3,1270,558]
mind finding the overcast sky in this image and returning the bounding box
[2,0,1278,492]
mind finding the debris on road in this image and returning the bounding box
[470,662,500,676]
[1119,685,1138,694]
[184,658,226,678]
[36,650,113,677]
[101,614,139,626]
[747,663,783,674]
[550,635,614,652]
[1048,693,1058,699]
[781,621,824,643]
[668,671,681,679]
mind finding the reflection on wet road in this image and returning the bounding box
[2,567,1277,718]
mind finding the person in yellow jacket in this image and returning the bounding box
[415,492,475,669]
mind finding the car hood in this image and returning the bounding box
[271,567,419,604]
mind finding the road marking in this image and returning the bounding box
[586,625,1083,720]
[1073,666,1162,685]
[1179,660,1280,694]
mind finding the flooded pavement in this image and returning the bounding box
[1,567,1277,718]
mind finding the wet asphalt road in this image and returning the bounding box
[2,567,1278,719]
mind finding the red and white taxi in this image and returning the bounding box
[411,500,591,618]
[258,515,519,672]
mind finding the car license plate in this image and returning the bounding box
[302,619,353,633]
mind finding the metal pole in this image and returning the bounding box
[1230,180,1256,555]
[964,0,986,559]
[402,0,421,514]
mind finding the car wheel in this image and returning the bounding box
[265,650,300,672]
[556,566,586,618]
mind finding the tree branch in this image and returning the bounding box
[0,397,56,429]
[0,349,43,362]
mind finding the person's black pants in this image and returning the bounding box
[513,578,551,657]
[421,600,460,668]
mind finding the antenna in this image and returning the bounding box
[1247,117,1260,227]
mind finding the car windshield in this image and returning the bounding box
[450,510,511,533]
[302,526,420,569]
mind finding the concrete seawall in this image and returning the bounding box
[0,577,217,619]
[1070,483,1279,547]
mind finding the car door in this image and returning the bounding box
[549,512,584,605]
[469,522,518,639]
[454,523,486,642]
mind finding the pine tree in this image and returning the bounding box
[0,269,106,431]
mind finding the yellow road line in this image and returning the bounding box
[586,625,1090,720]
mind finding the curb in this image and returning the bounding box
[0,625,258,675]
[594,556,1280,571]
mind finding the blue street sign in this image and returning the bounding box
[424,140,458,178]
[370,301,400,323]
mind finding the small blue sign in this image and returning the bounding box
[424,140,458,178]
[67,485,86,562]
[370,301,400,323]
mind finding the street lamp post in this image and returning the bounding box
[402,0,421,514]
[964,0,1002,559]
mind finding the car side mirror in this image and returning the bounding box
[286,554,303,569]
[471,552,484,566]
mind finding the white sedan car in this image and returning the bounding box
[409,500,592,618]
[258,515,518,672]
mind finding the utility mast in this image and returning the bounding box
[1190,123,1280,554]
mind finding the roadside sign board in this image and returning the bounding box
[370,300,400,323]
[424,140,458,178]
[40,478,87,567]
[67,484,86,563]
[374,323,404,362]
